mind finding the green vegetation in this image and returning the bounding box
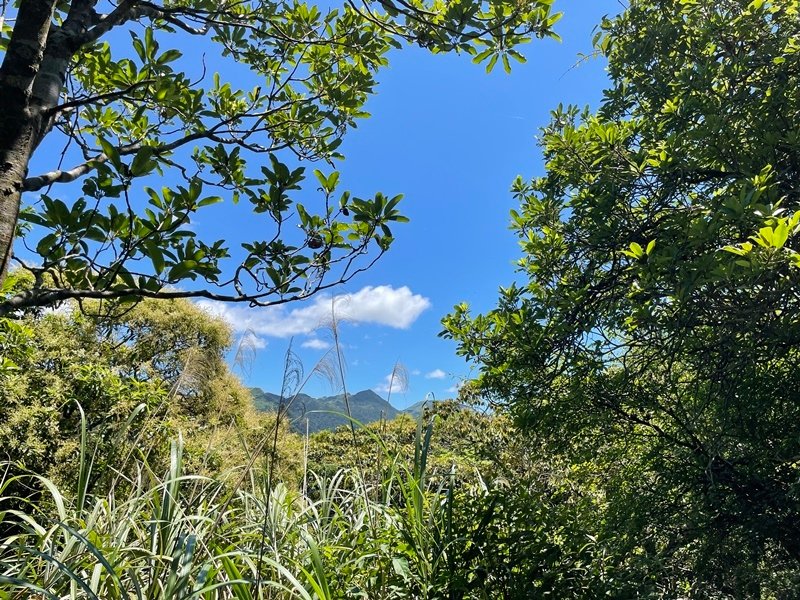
[444,0,800,595]
[3,0,800,597]
[0,292,612,597]
[0,289,303,496]
[0,0,560,312]
[0,413,615,599]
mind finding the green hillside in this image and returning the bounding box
[250,388,401,433]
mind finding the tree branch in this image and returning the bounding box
[46,79,155,115]
[0,253,383,316]
[79,0,137,45]
[22,141,142,192]
[132,1,212,35]
[22,112,250,192]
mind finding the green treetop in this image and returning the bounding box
[444,0,800,594]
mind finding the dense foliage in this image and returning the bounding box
[308,402,628,597]
[0,0,560,314]
[1,393,626,598]
[0,289,633,598]
[444,0,800,595]
[0,290,302,495]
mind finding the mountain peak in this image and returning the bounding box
[249,388,400,433]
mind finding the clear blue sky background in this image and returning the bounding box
[200,0,618,406]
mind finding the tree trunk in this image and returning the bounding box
[0,0,58,284]
[0,122,36,285]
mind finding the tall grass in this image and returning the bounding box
[0,412,465,599]
[1,303,478,599]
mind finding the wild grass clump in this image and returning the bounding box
[0,414,464,599]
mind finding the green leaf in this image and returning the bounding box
[472,49,493,64]
[197,196,223,208]
[773,220,789,248]
[97,138,123,171]
[130,147,157,177]
[486,53,499,73]
[157,49,182,64]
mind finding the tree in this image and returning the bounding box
[0,0,561,315]
[443,0,800,594]
[0,292,303,494]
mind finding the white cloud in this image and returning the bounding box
[301,338,331,350]
[245,334,268,349]
[197,285,430,338]
[425,368,447,380]
[411,369,421,376]
[373,371,409,394]
[446,381,465,394]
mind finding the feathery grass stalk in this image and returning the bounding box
[256,340,302,591]
[329,300,357,450]
[302,419,309,498]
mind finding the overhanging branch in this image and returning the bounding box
[22,113,249,192]
[22,141,142,192]
[0,251,383,317]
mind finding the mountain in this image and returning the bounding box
[403,399,433,418]
[404,398,472,418]
[250,388,401,433]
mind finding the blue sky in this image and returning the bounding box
[198,0,617,407]
[18,0,617,408]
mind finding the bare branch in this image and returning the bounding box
[22,112,251,191]
[80,0,137,45]
[22,141,142,192]
[129,1,212,35]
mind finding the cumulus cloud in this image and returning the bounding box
[197,285,430,338]
[373,371,409,394]
[245,333,268,349]
[301,338,331,350]
[446,381,465,395]
[425,369,447,380]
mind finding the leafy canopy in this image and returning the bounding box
[443,0,800,594]
[0,0,561,314]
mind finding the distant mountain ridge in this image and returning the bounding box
[249,388,402,433]
[403,399,439,418]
